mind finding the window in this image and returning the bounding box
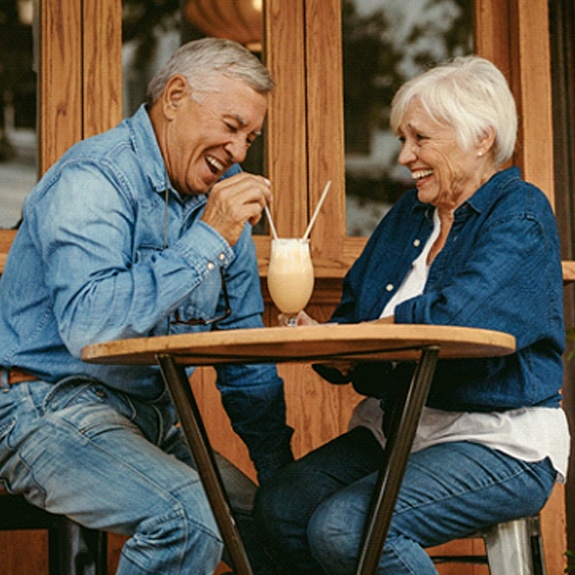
[342,0,473,236]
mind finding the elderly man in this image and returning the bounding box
[0,38,293,574]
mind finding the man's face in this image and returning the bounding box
[163,75,267,196]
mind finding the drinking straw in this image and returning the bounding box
[264,205,279,240]
[302,180,332,240]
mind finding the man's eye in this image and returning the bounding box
[224,122,239,133]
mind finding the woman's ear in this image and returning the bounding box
[477,126,496,156]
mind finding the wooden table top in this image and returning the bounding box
[81,324,516,366]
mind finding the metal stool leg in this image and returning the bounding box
[483,518,537,575]
[430,515,546,575]
[527,515,547,575]
[51,516,108,575]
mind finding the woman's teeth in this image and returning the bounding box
[412,169,433,181]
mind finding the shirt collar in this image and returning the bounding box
[128,104,168,195]
[128,104,208,210]
[410,166,521,217]
[464,166,521,214]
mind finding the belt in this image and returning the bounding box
[3,367,37,385]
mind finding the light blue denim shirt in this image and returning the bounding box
[0,105,293,478]
[318,167,565,412]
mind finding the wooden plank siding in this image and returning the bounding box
[0,0,570,573]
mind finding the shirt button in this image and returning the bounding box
[413,239,421,247]
[386,284,394,292]
[207,262,215,270]
[218,253,226,261]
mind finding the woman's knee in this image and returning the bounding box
[253,473,290,537]
[307,495,363,573]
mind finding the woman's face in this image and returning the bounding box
[396,100,494,211]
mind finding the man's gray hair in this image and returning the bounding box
[146,37,274,106]
[390,55,517,167]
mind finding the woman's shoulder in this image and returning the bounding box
[489,167,555,218]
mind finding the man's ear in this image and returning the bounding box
[162,75,190,118]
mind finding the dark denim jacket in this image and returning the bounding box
[318,168,565,412]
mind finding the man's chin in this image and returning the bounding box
[186,179,213,196]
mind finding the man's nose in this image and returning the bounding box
[224,138,248,163]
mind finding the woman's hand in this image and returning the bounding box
[277,310,318,327]
[365,315,395,325]
[279,311,357,378]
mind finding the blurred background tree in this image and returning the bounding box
[0,0,35,161]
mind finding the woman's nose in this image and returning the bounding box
[398,142,416,165]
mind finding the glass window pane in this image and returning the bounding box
[0,0,37,229]
[342,0,473,236]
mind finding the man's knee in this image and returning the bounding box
[123,503,223,573]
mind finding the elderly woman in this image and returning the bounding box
[254,55,570,574]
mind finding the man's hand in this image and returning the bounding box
[202,173,272,246]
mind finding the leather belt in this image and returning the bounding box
[4,367,37,385]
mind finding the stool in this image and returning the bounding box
[0,489,108,575]
[431,516,546,575]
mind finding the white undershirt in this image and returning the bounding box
[349,210,570,481]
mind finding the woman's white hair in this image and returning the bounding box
[390,55,517,167]
[146,37,274,106]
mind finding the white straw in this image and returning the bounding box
[303,180,332,240]
[264,205,279,240]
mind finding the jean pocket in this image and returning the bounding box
[42,377,109,413]
[0,418,16,444]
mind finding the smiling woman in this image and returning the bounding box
[342,0,474,236]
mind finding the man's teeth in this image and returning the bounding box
[412,169,433,180]
[206,156,224,172]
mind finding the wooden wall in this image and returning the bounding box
[0,0,569,573]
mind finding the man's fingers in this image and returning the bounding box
[201,173,273,245]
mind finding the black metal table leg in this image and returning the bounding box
[156,354,254,575]
[356,346,440,575]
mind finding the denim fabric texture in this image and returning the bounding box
[0,104,293,573]
[317,167,565,412]
[265,167,565,574]
[0,104,293,482]
[255,427,557,575]
[0,378,279,574]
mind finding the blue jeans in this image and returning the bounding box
[0,378,275,574]
[254,427,557,575]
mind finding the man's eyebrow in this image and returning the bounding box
[223,111,248,127]
[223,111,262,136]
